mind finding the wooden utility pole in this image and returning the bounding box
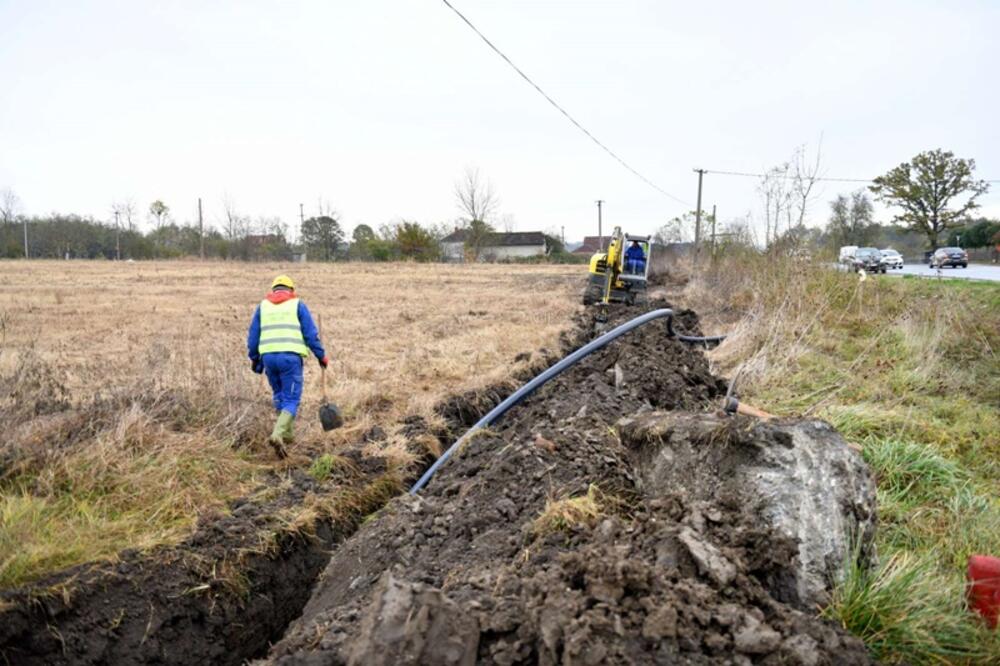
[198,198,205,260]
[693,169,705,261]
[22,216,28,259]
[114,211,121,260]
[560,225,565,245]
[596,200,604,250]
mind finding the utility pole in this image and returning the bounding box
[299,203,305,227]
[595,200,604,250]
[198,198,205,260]
[114,211,121,261]
[22,216,28,259]
[693,169,705,262]
[710,204,717,259]
[561,225,565,245]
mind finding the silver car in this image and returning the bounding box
[880,248,904,269]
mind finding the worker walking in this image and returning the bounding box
[247,275,328,457]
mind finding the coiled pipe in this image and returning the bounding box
[409,308,725,494]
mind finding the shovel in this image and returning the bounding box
[317,314,343,431]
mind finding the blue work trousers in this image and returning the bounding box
[626,258,646,275]
[263,352,304,416]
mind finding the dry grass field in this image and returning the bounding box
[0,260,581,587]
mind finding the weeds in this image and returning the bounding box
[683,254,1000,663]
[307,454,353,483]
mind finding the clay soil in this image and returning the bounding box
[264,301,873,665]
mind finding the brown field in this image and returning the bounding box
[0,260,581,586]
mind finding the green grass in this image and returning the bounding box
[307,454,338,482]
[307,453,354,483]
[704,260,1000,663]
[825,551,999,664]
[0,436,261,588]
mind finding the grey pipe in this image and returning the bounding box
[409,308,725,494]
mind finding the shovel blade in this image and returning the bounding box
[319,402,343,431]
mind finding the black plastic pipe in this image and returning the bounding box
[409,308,725,494]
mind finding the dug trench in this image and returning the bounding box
[1,300,879,665]
[260,300,878,665]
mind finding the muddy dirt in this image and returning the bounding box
[0,451,391,666]
[262,301,876,665]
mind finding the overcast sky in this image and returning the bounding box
[1,0,997,242]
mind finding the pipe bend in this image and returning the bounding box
[411,309,674,494]
[409,308,726,494]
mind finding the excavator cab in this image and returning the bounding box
[582,227,651,305]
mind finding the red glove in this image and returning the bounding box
[319,355,330,368]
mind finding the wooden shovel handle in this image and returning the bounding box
[736,401,774,421]
[318,313,328,402]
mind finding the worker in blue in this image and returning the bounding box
[247,275,329,457]
[625,240,646,274]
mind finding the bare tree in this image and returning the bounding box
[757,164,791,245]
[500,213,517,233]
[112,199,138,232]
[316,198,339,218]
[789,141,823,229]
[454,167,499,224]
[222,194,249,240]
[1,188,21,225]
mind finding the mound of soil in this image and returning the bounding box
[263,303,876,665]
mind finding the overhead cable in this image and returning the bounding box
[440,0,691,206]
[706,169,1000,185]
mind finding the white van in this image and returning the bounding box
[838,246,858,263]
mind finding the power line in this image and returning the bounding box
[706,169,1000,184]
[439,0,691,206]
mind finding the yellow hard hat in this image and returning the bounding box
[271,275,295,290]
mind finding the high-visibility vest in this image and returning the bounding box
[258,298,308,356]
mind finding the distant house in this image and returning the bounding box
[440,230,548,262]
[479,232,547,261]
[245,234,286,248]
[572,235,608,256]
[440,229,469,262]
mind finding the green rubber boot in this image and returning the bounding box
[282,411,296,444]
[268,410,293,458]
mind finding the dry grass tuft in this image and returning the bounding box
[532,484,608,536]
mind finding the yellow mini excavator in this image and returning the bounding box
[582,227,651,306]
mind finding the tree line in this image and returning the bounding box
[0,167,574,262]
[653,148,996,257]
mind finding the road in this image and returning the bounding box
[886,262,1000,282]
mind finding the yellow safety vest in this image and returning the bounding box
[258,298,308,356]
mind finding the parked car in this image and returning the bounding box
[851,247,886,273]
[879,248,904,269]
[929,247,968,268]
